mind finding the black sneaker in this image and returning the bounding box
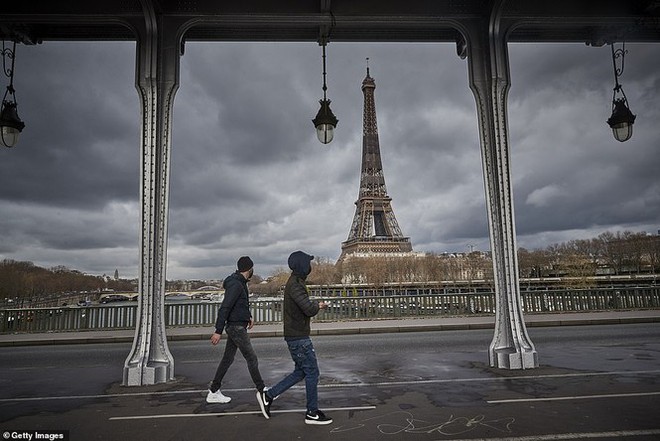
[305,410,333,425]
[256,389,272,419]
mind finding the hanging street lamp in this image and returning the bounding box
[312,34,338,144]
[1,40,25,148]
[606,42,635,143]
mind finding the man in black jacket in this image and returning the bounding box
[206,256,265,404]
[256,251,332,425]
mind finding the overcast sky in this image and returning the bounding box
[0,40,658,280]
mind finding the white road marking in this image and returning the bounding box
[487,391,660,404]
[0,389,206,402]
[325,369,660,388]
[444,429,660,440]
[108,405,377,421]
[0,369,658,403]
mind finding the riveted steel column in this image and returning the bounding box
[462,1,538,369]
[123,1,181,385]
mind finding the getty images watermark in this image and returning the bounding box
[2,431,69,441]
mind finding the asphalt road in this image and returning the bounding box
[1,324,659,440]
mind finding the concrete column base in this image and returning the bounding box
[123,361,173,386]
[490,347,539,370]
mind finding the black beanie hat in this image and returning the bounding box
[237,256,254,272]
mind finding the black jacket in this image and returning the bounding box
[283,251,320,339]
[214,271,252,334]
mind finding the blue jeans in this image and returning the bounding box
[267,337,320,413]
[210,325,264,392]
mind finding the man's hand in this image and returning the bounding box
[210,332,222,345]
[318,301,329,310]
[248,317,254,330]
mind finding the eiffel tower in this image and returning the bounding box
[340,65,412,259]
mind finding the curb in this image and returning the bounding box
[1,314,659,347]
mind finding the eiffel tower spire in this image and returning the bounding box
[340,64,412,258]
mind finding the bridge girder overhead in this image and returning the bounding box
[1,0,659,44]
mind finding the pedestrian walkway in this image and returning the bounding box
[1,309,659,347]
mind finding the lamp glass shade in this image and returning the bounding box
[607,99,635,143]
[0,101,25,148]
[611,123,633,143]
[316,124,335,144]
[1,126,20,147]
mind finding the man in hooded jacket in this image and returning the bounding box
[256,251,332,425]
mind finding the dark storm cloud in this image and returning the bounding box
[1,40,658,279]
[175,43,320,165]
[508,43,660,244]
[0,42,138,209]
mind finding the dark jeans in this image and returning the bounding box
[267,337,320,413]
[210,325,264,392]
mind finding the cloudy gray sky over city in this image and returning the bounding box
[0,40,658,280]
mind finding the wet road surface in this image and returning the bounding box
[1,323,659,440]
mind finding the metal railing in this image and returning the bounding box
[1,286,658,334]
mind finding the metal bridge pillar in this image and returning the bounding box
[461,0,538,369]
[123,1,182,385]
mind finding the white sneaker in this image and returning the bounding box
[206,389,231,404]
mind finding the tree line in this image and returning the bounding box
[518,231,659,279]
[0,260,135,304]
[2,230,658,300]
[254,230,659,293]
